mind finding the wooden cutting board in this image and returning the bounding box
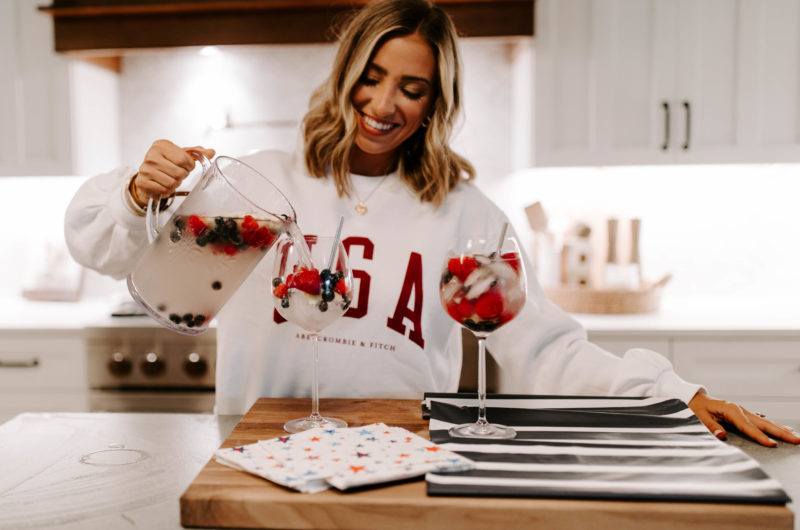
[180,398,792,529]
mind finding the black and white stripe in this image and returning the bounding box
[425,394,790,504]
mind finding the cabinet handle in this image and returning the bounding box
[0,358,40,368]
[682,100,691,150]
[661,101,670,150]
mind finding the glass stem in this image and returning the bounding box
[309,332,322,421]
[476,335,488,425]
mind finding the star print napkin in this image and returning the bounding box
[214,423,474,493]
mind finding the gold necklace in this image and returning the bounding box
[353,175,389,215]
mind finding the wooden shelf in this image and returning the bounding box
[39,0,534,57]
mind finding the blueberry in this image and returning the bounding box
[174,217,185,229]
[319,300,328,312]
[272,277,283,287]
[170,230,181,243]
[281,297,290,309]
[342,295,351,310]
[215,216,224,227]
[442,271,453,284]
[169,313,182,324]
[320,269,331,281]
[334,270,344,281]
[182,313,194,323]
[212,281,222,290]
[321,289,334,302]
[193,314,206,326]
[196,237,207,247]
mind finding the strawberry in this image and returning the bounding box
[474,290,504,320]
[187,214,208,237]
[448,256,478,282]
[501,252,522,274]
[292,268,321,295]
[272,283,287,298]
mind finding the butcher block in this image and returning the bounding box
[179,398,792,529]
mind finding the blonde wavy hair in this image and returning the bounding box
[302,0,475,207]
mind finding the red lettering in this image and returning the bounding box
[273,235,318,324]
[342,236,373,319]
[386,252,424,348]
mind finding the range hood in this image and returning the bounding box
[39,1,533,58]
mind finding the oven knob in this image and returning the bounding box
[141,352,166,376]
[108,352,132,376]
[184,352,208,378]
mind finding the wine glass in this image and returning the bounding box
[439,234,527,439]
[271,234,354,433]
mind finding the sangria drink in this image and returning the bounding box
[272,235,354,433]
[129,214,287,334]
[127,154,296,335]
[439,234,527,439]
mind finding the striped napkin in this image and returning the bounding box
[424,394,790,504]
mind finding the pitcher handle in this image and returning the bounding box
[145,150,213,243]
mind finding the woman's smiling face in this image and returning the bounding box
[350,32,436,175]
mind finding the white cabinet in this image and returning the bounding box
[672,336,800,425]
[0,0,74,176]
[0,331,88,423]
[534,0,800,167]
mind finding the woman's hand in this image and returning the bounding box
[130,140,216,207]
[688,389,800,447]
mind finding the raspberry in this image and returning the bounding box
[187,215,208,237]
[334,278,347,295]
[456,297,475,319]
[474,291,504,320]
[501,252,522,274]
[448,256,478,282]
[292,268,321,295]
[272,283,288,298]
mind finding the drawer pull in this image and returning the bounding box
[0,358,40,368]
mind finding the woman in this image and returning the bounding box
[65,0,798,447]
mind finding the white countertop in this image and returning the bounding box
[0,295,798,335]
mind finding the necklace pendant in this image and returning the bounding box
[354,202,368,215]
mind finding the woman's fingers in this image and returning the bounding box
[689,390,800,447]
[134,140,215,200]
[745,410,800,445]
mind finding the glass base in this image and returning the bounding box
[284,415,348,434]
[449,421,516,440]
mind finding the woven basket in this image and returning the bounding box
[544,275,670,314]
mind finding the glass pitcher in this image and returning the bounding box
[127,152,295,335]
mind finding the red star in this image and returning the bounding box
[310,437,320,442]
[350,465,365,473]
[425,446,441,452]
[399,453,409,458]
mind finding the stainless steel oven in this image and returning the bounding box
[84,325,216,413]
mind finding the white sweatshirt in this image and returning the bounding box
[64,149,702,414]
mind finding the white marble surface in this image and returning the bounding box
[0,412,240,530]
[0,412,796,530]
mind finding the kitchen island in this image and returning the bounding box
[0,399,798,530]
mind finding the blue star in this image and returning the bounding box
[304,470,317,476]
[278,436,291,443]
[356,452,370,458]
[331,441,342,446]
[365,437,377,442]
[323,429,337,435]
[358,429,372,436]
[232,446,245,453]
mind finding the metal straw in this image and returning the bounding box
[495,222,509,254]
[328,216,344,269]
